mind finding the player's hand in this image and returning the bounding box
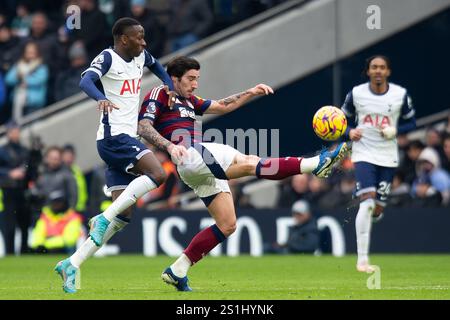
[349,128,363,141]
[249,84,274,96]
[167,144,188,165]
[98,99,119,113]
[164,85,177,109]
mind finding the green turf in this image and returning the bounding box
[0,254,449,300]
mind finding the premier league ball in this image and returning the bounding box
[312,106,347,141]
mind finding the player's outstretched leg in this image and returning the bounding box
[312,142,349,178]
[55,258,78,293]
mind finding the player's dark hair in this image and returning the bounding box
[112,17,141,37]
[167,56,200,78]
[364,55,391,74]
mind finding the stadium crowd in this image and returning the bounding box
[0,0,288,125]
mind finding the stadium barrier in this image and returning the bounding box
[1,207,448,257]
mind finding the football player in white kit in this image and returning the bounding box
[341,55,416,273]
[54,18,186,293]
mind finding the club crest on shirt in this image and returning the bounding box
[147,102,156,113]
[91,54,104,69]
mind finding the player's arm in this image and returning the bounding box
[381,93,416,139]
[397,94,416,134]
[138,119,187,164]
[144,50,176,106]
[205,84,274,115]
[79,51,119,113]
[341,90,362,141]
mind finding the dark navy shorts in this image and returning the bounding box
[354,161,396,206]
[97,134,151,191]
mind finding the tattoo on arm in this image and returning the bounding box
[138,119,171,150]
[218,90,250,106]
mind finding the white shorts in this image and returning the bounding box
[177,143,240,203]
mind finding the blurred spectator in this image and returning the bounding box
[412,147,450,206]
[0,23,24,73]
[389,171,412,207]
[425,127,447,166]
[229,179,254,209]
[54,41,87,100]
[5,41,49,123]
[30,189,84,254]
[277,174,310,208]
[25,12,64,86]
[99,0,133,29]
[443,134,450,173]
[315,171,355,210]
[445,112,450,135]
[130,0,165,58]
[265,200,319,254]
[397,133,410,166]
[62,144,88,216]
[71,0,109,62]
[10,3,32,38]
[165,0,213,53]
[403,140,425,184]
[0,71,6,112]
[34,146,78,210]
[88,164,111,219]
[137,149,179,209]
[0,121,32,254]
[305,174,330,210]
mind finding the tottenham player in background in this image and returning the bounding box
[341,55,416,273]
[55,18,186,293]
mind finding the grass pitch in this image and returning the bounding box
[0,254,449,300]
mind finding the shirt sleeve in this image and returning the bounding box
[341,90,356,138]
[144,49,174,90]
[79,50,112,101]
[341,90,355,117]
[400,93,415,120]
[81,50,112,78]
[191,95,211,115]
[139,87,166,123]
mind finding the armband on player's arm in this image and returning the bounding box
[79,71,107,101]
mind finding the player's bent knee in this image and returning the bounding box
[218,221,237,237]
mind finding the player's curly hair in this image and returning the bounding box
[364,54,391,75]
[112,17,141,37]
[167,56,200,78]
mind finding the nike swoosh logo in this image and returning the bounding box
[321,158,332,170]
[118,71,124,74]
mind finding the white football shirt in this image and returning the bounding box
[82,48,155,140]
[341,82,415,168]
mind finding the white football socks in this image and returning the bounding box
[70,216,129,268]
[355,198,375,265]
[102,175,157,221]
[170,254,192,278]
[300,156,320,173]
